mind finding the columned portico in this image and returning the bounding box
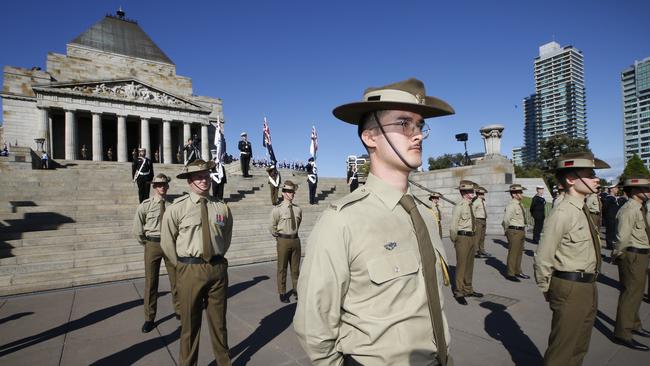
[64,109,77,160]
[183,122,191,163]
[201,124,209,160]
[117,114,127,162]
[163,119,172,164]
[140,117,151,158]
[92,112,103,161]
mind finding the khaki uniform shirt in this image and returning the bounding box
[551,193,565,210]
[429,203,441,224]
[160,192,233,267]
[613,199,650,256]
[450,199,473,242]
[586,193,601,214]
[269,200,303,236]
[472,198,487,219]
[502,198,526,229]
[533,195,598,292]
[133,196,170,244]
[294,173,450,366]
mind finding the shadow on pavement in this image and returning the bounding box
[480,301,543,366]
[0,297,147,357]
[596,272,621,291]
[228,275,269,299]
[492,239,509,249]
[227,303,297,366]
[0,312,34,325]
[593,310,617,342]
[485,257,509,279]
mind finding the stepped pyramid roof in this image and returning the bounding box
[70,10,173,65]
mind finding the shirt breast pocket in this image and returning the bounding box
[568,228,591,245]
[179,215,202,233]
[461,211,470,220]
[367,251,420,285]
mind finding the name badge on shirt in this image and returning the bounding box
[214,214,225,227]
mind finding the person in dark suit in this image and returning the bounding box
[530,185,546,244]
[306,157,318,204]
[132,148,154,203]
[238,132,252,177]
[603,184,622,249]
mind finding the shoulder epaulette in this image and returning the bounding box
[171,193,190,205]
[141,197,153,204]
[328,186,371,212]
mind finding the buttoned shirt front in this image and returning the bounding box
[161,192,233,266]
[534,194,598,292]
[269,200,302,236]
[472,198,486,219]
[502,198,526,228]
[293,173,450,366]
[586,193,601,214]
[614,199,650,255]
[450,199,473,242]
[133,195,170,244]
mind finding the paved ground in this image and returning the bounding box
[0,235,648,365]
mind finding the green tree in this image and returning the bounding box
[428,153,465,170]
[515,164,544,178]
[538,134,591,169]
[619,154,650,181]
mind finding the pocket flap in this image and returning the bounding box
[367,251,420,285]
[568,228,590,243]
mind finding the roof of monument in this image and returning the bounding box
[70,14,174,65]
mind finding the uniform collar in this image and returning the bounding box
[627,199,642,209]
[281,200,294,207]
[365,172,410,210]
[189,191,210,203]
[565,194,585,209]
[152,195,166,203]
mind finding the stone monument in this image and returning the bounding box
[480,124,505,158]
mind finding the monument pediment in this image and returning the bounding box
[33,79,210,112]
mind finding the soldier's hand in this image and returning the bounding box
[543,292,550,302]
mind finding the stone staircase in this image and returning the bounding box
[0,158,348,296]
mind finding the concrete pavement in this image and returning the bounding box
[0,235,648,365]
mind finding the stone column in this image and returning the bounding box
[117,115,127,162]
[37,107,49,149]
[163,120,172,164]
[141,117,151,159]
[92,112,103,161]
[201,123,209,160]
[64,109,77,160]
[183,122,191,163]
[480,124,505,157]
[48,114,53,155]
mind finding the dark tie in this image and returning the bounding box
[200,198,214,261]
[582,204,602,272]
[159,200,166,225]
[436,205,442,239]
[519,203,527,225]
[399,195,448,366]
[469,201,476,232]
[289,204,296,231]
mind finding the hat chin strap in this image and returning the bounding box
[373,111,419,171]
[574,174,597,195]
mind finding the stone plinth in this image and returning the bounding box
[480,124,505,158]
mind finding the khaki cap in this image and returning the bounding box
[332,78,455,124]
[429,192,442,199]
[150,173,171,185]
[477,186,488,194]
[507,184,527,192]
[176,159,216,179]
[458,180,475,191]
[622,177,650,188]
[281,180,298,191]
[553,152,610,170]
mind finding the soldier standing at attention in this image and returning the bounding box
[306,157,318,204]
[294,78,454,365]
[161,159,233,366]
[534,152,610,366]
[503,184,529,282]
[611,177,650,351]
[133,173,179,333]
[267,165,281,205]
[473,186,492,258]
[132,147,154,203]
[429,192,443,239]
[450,180,483,304]
[238,132,252,177]
[586,192,602,229]
[269,180,302,303]
[603,184,622,249]
[530,185,546,244]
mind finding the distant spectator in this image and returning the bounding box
[41,151,49,169]
[0,143,8,156]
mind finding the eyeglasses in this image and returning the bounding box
[372,119,430,139]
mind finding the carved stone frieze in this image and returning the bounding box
[70,81,189,107]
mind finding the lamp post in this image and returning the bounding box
[455,133,470,166]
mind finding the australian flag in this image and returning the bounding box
[262,117,277,165]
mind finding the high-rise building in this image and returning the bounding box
[511,146,524,166]
[622,57,650,167]
[522,41,587,165]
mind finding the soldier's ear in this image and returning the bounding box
[361,128,377,148]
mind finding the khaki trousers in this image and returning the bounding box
[276,237,301,295]
[505,229,525,277]
[544,277,597,366]
[144,241,179,321]
[453,235,475,297]
[475,219,487,254]
[615,251,649,340]
[176,258,231,366]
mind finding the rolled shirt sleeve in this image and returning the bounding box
[133,203,147,245]
[160,207,179,267]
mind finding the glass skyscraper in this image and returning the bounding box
[522,41,587,165]
[622,57,650,167]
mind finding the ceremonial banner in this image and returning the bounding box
[262,117,277,164]
[309,125,318,159]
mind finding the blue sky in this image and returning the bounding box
[1,0,649,179]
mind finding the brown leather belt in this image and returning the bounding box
[626,247,650,254]
[177,255,224,264]
[457,231,474,236]
[553,270,597,283]
[476,218,486,221]
[508,226,525,231]
[277,233,298,239]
